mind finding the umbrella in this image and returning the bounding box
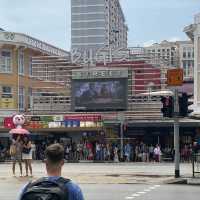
[9,128,30,139]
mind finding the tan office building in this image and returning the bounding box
[0,30,69,115]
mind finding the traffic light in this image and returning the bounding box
[179,92,193,117]
[161,96,174,118]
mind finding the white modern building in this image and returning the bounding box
[184,13,200,114]
[144,40,194,79]
[71,0,128,53]
[144,40,178,67]
[177,41,194,80]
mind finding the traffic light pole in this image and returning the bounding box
[120,122,124,160]
[174,88,180,178]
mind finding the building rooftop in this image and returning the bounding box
[0,31,69,56]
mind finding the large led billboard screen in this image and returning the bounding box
[72,79,127,111]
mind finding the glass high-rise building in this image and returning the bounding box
[71,0,128,53]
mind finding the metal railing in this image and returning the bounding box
[192,153,200,177]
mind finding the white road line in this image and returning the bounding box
[149,187,156,190]
[137,191,146,194]
[154,185,161,187]
[125,197,135,199]
[131,194,141,197]
[125,185,162,199]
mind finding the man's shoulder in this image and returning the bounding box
[66,181,83,195]
[46,177,84,200]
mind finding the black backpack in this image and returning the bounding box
[20,177,70,200]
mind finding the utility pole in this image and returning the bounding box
[174,88,180,178]
[118,113,124,160]
[166,68,183,178]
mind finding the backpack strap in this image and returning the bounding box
[55,177,71,198]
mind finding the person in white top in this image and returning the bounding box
[22,136,32,176]
[31,142,36,160]
[154,144,162,162]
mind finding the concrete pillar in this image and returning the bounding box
[193,14,200,113]
[185,13,200,114]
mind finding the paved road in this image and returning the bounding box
[0,162,197,199]
[81,184,200,200]
[0,181,199,200]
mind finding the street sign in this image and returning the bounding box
[167,69,183,86]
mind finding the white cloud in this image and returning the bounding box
[143,40,156,47]
[168,37,182,42]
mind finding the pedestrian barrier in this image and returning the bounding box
[192,153,200,177]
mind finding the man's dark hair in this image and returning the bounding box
[45,143,64,164]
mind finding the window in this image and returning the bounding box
[2,86,12,98]
[188,52,191,58]
[183,52,186,58]
[18,50,24,75]
[29,56,32,76]
[0,50,12,73]
[19,87,25,110]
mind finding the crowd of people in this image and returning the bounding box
[0,138,199,167]
[27,139,198,163]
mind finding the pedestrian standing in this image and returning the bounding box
[22,136,33,176]
[114,146,119,162]
[10,136,23,176]
[149,144,154,162]
[154,144,162,162]
[31,141,36,160]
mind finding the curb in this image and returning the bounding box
[187,178,200,185]
[165,178,200,185]
[164,178,187,184]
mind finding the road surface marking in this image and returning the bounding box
[125,184,161,199]
[137,192,146,194]
[149,186,156,190]
[125,197,135,199]
[154,185,161,187]
[131,194,141,197]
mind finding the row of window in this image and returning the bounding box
[182,61,194,77]
[148,48,175,53]
[183,51,194,58]
[0,86,32,110]
[0,50,32,76]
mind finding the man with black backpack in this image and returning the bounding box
[18,143,84,200]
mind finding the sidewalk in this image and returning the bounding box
[0,162,195,184]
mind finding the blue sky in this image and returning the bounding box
[0,0,200,50]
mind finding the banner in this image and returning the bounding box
[53,115,64,122]
[0,98,15,109]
